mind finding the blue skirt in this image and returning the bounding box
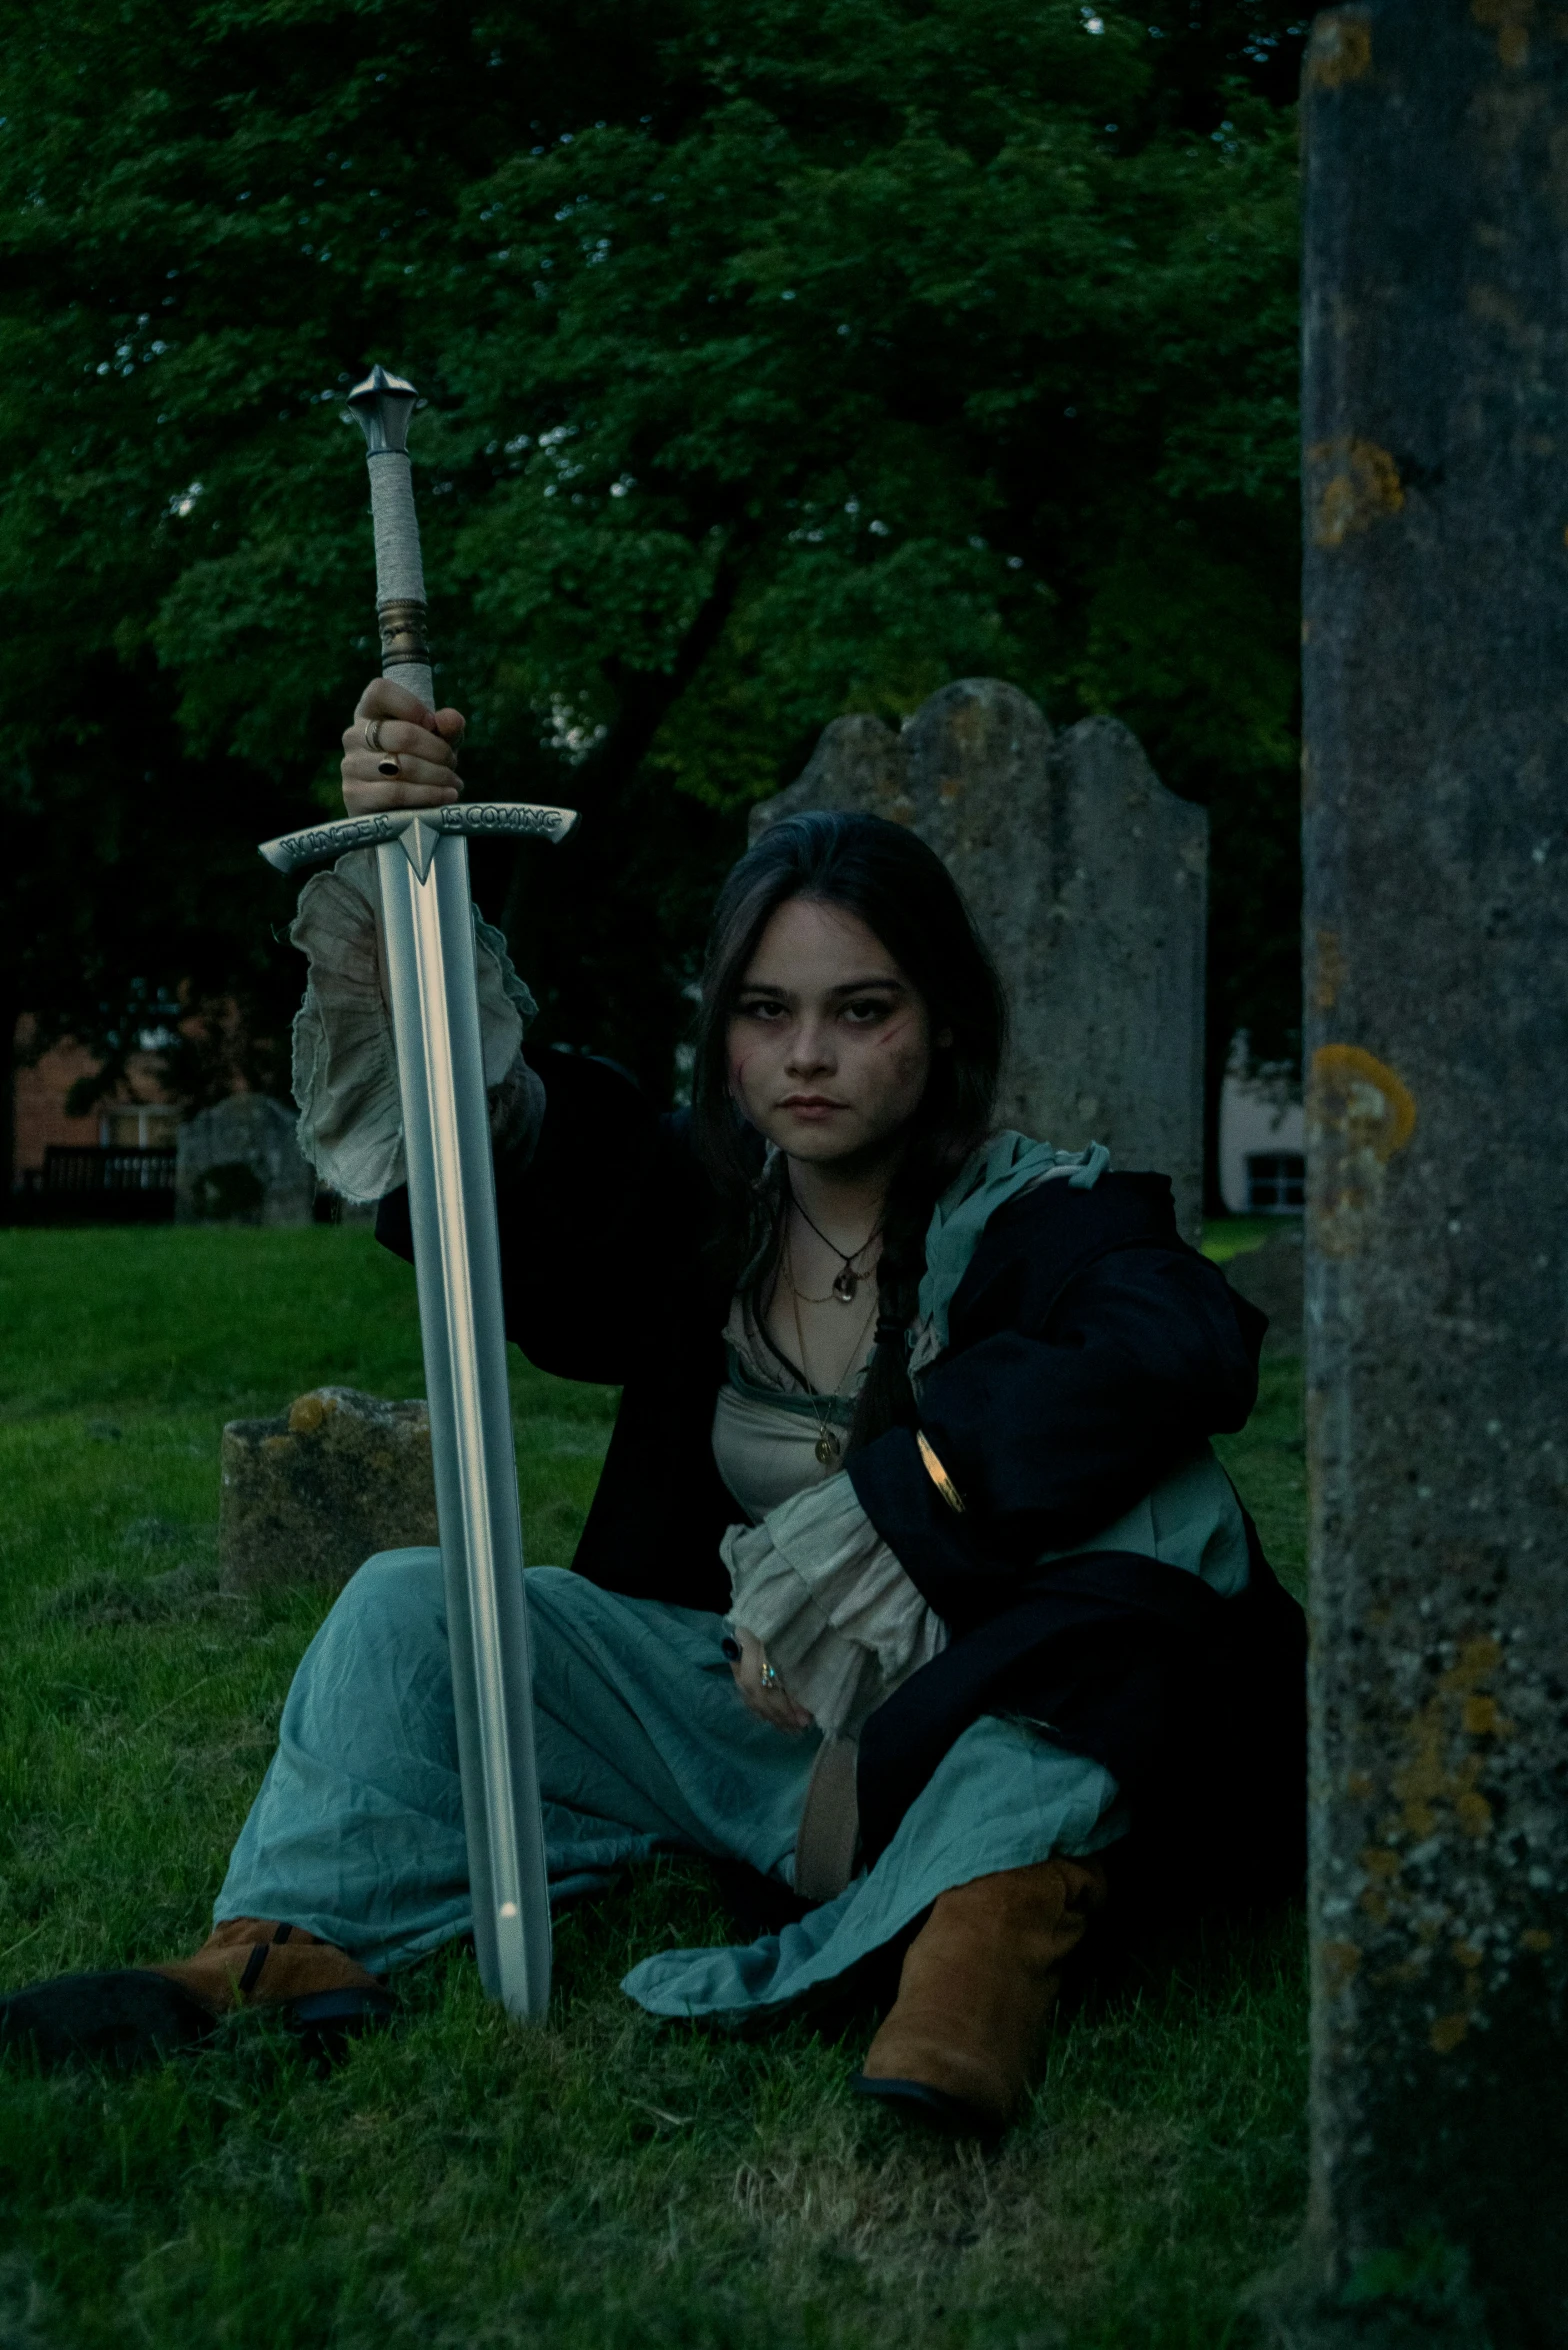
[218,1551,1123,2021]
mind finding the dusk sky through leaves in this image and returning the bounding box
[1,0,1308,1178]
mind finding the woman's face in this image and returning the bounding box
[726,896,936,1169]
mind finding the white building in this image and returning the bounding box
[1218,1050,1304,1215]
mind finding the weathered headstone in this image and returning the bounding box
[219,1386,437,1593]
[1225,1229,1304,1357]
[752,679,1208,1239]
[175,1094,315,1226]
[1289,7,1568,2341]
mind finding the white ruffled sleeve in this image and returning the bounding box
[289,848,543,1203]
[721,1474,947,1738]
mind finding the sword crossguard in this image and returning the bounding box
[258,801,578,879]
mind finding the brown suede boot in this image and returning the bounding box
[0,1919,391,2071]
[855,1855,1108,2135]
[150,1917,385,2016]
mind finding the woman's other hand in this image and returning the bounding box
[341,677,465,813]
[728,1626,813,1733]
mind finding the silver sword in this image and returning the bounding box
[258,364,569,2020]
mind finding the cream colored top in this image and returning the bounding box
[714,1291,948,1738]
[710,1290,859,1520]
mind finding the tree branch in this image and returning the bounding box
[569,528,757,815]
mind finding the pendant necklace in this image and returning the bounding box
[786,1183,883,1305]
[786,1229,876,1467]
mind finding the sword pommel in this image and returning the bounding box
[348,363,419,456]
[259,801,579,877]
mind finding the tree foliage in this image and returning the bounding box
[0,0,1307,1179]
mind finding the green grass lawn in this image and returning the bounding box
[0,1225,1306,2349]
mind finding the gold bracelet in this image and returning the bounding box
[916,1429,965,1514]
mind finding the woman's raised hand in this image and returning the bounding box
[341,676,466,814]
[728,1626,813,1734]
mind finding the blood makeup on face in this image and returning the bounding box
[725,899,933,1160]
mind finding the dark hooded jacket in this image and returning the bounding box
[378,1050,1306,1902]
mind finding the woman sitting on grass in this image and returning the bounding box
[1,681,1305,2135]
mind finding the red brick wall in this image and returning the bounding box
[11,1020,184,1183]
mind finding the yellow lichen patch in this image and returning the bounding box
[1310,1044,1417,1158]
[1522,1929,1553,1953]
[1394,1744,1487,1842]
[288,1392,334,1435]
[1308,438,1404,548]
[1453,1942,1485,1969]
[1431,2012,1470,2053]
[1443,1637,1504,1691]
[1389,1637,1507,1844]
[1313,928,1348,1014]
[1321,1940,1362,1992]
[1361,1846,1401,1878]
[1307,1045,1418,1257]
[1306,11,1373,87]
[1455,1791,1495,1837]
[1347,1770,1375,1801]
[1472,0,1537,68]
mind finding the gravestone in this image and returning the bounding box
[1225,1229,1303,1357]
[219,1386,437,1593]
[1289,6,1568,2342]
[752,679,1208,1239]
[175,1093,315,1226]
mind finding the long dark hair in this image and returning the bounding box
[691,810,1007,1450]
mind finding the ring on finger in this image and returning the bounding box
[376,756,400,777]
[363,719,387,754]
[759,1657,781,1691]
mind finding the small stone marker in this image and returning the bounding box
[752,679,1208,1239]
[219,1386,437,1593]
[176,1094,315,1226]
[1224,1230,1303,1357]
[1293,6,1568,2340]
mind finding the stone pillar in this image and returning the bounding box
[1297,7,1568,2340]
[752,680,1208,1239]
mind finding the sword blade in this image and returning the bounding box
[379,829,551,2018]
